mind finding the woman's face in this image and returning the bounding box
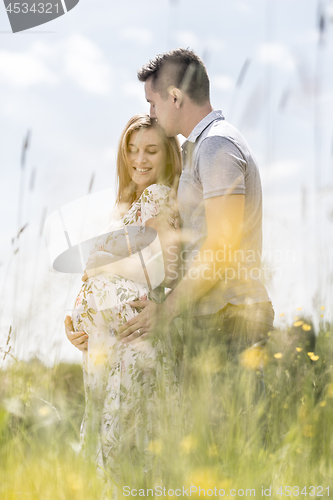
[126,127,167,192]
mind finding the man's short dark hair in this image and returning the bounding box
[137,48,210,104]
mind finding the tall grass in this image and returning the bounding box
[1,318,333,499]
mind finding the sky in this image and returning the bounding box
[0,0,333,365]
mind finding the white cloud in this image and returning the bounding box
[260,160,302,185]
[103,147,116,162]
[205,39,225,52]
[123,82,146,102]
[293,29,320,46]
[174,31,200,49]
[120,27,153,46]
[31,39,59,59]
[327,3,333,21]
[64,34,112,95]
[172,33,224,55]
[211,74,234,91]
[0,35,112,95]
[257,43,296,72]
[0,49,57,87]
[235,1,251,14]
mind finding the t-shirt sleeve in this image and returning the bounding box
[196,136,247,199]
[140,184,172,222]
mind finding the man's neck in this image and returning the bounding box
[181,102,214,138]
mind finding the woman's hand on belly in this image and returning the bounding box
[65,316,89,351]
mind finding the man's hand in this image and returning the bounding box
[64,315,89,351]
[118,300,164,343]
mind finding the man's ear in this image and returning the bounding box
[168,86,183,108]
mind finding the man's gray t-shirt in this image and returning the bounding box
[177,109,270,315]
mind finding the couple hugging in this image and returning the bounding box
[65,48,274,479]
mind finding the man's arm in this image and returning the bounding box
[118,193,244,341]
[162,193,244,319]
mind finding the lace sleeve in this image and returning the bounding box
[140,184,179,229]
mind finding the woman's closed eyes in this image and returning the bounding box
[128,145,159,155]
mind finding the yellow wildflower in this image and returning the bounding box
[186,467,215,488]
[310,355,319,361]
[218,479,234,492]
[38,405,50,417]
[207,444,218,457]
[302,324,311,331]
[293,320,304,327]
[279,312,285,317]
[303,425,315,437]
[186,468,232,491]
[296,347,303,352]
[307,352,314,357]
[296,307,303,311]
[319,401,326,407]
[180,435,198,454]
[67,472,84,492]
[274,353,283,359]
[89,346,109,367]
[240,346,268,370]
[194,348,222,374]
[94,353,108,366]
[147,439,162,455]
[321,306,325,310]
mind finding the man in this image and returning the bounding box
[118,48,274,349]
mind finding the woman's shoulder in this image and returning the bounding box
[139,183,176,222]
[140,183,172,204]
[142,183,171,194]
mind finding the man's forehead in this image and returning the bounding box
[144,80,154,99]
[145,77,163,101]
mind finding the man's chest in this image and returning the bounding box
[177,167,205,227]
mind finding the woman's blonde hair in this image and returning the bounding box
[116,114,182,204]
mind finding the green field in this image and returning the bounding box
[1,318,332,499]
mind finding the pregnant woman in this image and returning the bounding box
[65,114,182,484]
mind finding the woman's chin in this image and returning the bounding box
[133,177,156,190]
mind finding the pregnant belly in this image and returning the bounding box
[71,274,158,367]
[71,273,150,335]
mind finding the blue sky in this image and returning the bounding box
[0,0,333,364]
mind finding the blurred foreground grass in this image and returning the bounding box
[1,318,333,499]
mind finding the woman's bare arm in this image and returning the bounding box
[85,251,149,284]
[84,216,181,289]
[145,214,181,289]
